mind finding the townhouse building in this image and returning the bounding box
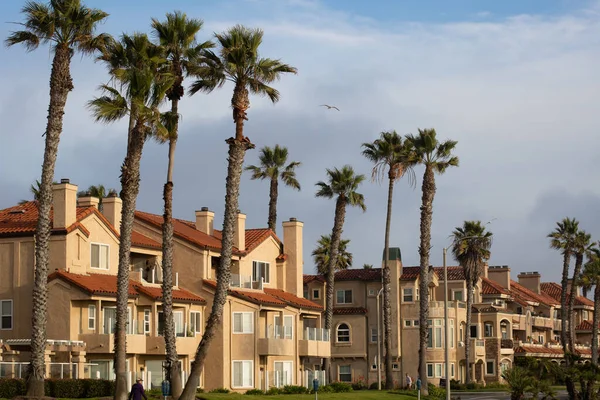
[0,180,329,392]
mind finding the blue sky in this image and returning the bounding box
[1,0,599,282]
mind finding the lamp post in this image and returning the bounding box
[376,288,383,390]
[443,247,450,400]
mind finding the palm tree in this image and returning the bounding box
[362,130,415,389]
[77,184,117,211]
[181,25,296,399]
[405,128,458,392]
[567,230,593,350]
[315,165,366,381]
[5,1,108,395]
[245,145,301,232]
[547,217,579,353]
[581,245,600,363]
[451,221,493,385]
[312,234,353,275]
[20,180,59,204]
[151,12,212,398]
[89,33,172,400]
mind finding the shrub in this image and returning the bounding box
[328,381,353,392]
[449,379,465,391]
[196,387,205,393]
[352,378,367,390]
[465,382,479,390]
[245,388,265,395]
[83,378,115,397]
[265,387,281,395]
[316,384,333,393]
[426,384,446,400]
[502,366,532,400]
[0,378,26,398]
[209,387,230,393]
[281,385,308,394]
[47,379,86,398]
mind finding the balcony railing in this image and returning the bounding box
[230,274,263,290]
[501,339,514,349]
[266,324,293,339]
[303,327,330,342]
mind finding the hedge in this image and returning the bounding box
[0,378,115,398]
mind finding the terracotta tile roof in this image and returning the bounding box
[264,288,323,311]
[134,285,205,304]
[303,275,325,284]
[333,307,368,315]
[335,268,381,281]
[510,280,560,307]
[576,320,598,331]
[481,277,510,295]
[49,270,138,297]
[433,266,465,280]
[540,282,592,307]
[327,266,463,282]
[202,279,287,308]
[400,267,420,281]
[514,345,564,355]
[131,231,161,250]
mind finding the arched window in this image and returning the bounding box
[337,323,350,342]
[500,320,510,339]
[484,322,494,337]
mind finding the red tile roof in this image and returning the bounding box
[202,279,287,308]
[510,280,560,307]
[329,266,463,282]
[541,282,593,307]
[515,344,591,357]
[400,267,420,281]
[335,268,382,281]
[303,275,325,284]
[576,320,598,331]
[131,231,162,250]
[433,266,466,280]
[481,277,510,295]
[134,285,205,304]
[333,307,368,315]
[264,288,323,311]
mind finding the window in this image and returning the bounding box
[501,361,510,374]
[413,320,420,327]
[435,325,443,348]
[538,334,544,344]
[583,311,589,320]
[233,312,254,334]
[232,360,253,388]
[435,363,442,378]
[337,323,350,342]
[303,287,309,299]
[451,363,455,378]
[450,320,455,348]
[484,322,493,337]
[312,289,320,300]
[368,288,377,297]
[336,290,352,304]
[339,365,351,382]
[501,321,509,339]
[486,360,495,376]
[404,320,411,327]
[91,243,109,269]
[370,327,378,343]
[88,305,96,330]
[470,325,478,339]
[427,363,434,378]
[392,363,400,371]
[516,306,523,315]
[453,290,464,301]
[144,310,151,334]
[190,311,202,334]
[274,315,293,339]
[403,288,414,302]
[252,261,270,283]
[103,307,116,334]
[1,300,13,330]
[427,320,433,348]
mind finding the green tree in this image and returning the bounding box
[245,145,301,232]
[567,230,594,350]
[451,220,493,386]
[582,245,600,363]
[181,25,296,400]
[77,184,117,211]
[312,234,353,275]
[151,11,212,398]
[5,1,108,395]
[89,33,172,400]
[315,165,366,381]
[362,130,415,388]
[405,128,458,391]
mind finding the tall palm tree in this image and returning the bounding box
[581,245,600,363]
[77,184,117,211]
[89,33,172,400]
[181,25,296,399]
[405,128,458,392]
[567,230,593,350]
[451,221,493,385]
[245,145,301,232]
[315,165,366,381]
[312,234,353,275]
[151,12,212,398]
[547,217,579,353]
[5,1,108,395]
[362,130,415,389]
[20,180,59,204]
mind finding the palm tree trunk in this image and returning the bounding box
[114,122,147,400]
[267,177,278,232]
[27,44,73,398]
[593,285,600,364]
[418,165,435,394]
[560,251,571,353]
[568,253,584,351]
[323,196,347,383]
[464,280,474,384]
[162,97,181,399]
[383,177,394,389]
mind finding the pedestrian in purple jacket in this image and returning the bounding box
[129,379,148,400]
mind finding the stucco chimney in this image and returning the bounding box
[518,271,541,294]
[234,211,246,251]
[282,217,304,296]
[488,265,511,290]
[195,207,214,235]
[78,196,100,209]
[102,192,122,234]
[52,179,78,229]
[566,278,582,297]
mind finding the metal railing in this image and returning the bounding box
[230,274,264,290]
[266,324,293,339]
[501,339,514,349]
[303,327,330,341]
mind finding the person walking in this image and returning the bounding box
[129,378,148,400]
[406,373,413,390]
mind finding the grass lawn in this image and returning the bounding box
[197,392,415,400]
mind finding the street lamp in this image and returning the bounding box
[376,288,383,390]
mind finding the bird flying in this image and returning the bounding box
[320,104,340,111]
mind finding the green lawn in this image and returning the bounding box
[197,392,415,400]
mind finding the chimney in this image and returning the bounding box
[195,207,214,235]
[282,217,304,296]
[234,211,246,251]
[78,196,100,209]
[566,278,582,297]
[102,192,122,234]
[52,179,78,229]
[487,265,511,290]
[518,271,541,294]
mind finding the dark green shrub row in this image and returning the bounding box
[0,378,115,398]
[208,387,230,393]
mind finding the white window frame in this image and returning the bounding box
[484,322,494,337]
[0,300,13,330]
[336,289,353,304]
[144,309,151,334]
[538,334,544,344]
[368,288,377,297]
[312,289,320,300]
[452,289,464,301]
[451,363,455,378]
[252,261,270,284]
[336,323,351,343]
[392,363,400,371]
[403,288,414,303]
[338,365,352,382]
[90,242,110,270]
[88,305,96,330]
[413,319,420,327]
[232,360,254,388]
[485,360,495,376]
[450,320,455,348]
[426,363,434,378]
[404,320,411,328]
[233,312,254,334]
[370,327,378,343]
[435,363,443,378]
[274,315,293,339]
[190,311,202,334]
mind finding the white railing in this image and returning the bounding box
[0,362,78,379]
[158,322,197,338]
[303,327,330,341]
[267,324,293,339]
[266,370,292,388]
[230,274,264,290]
[103,318,146,335]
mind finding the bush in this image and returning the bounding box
[281,385,308,394]
[426,384,446,400]
[47,379,86,398]
[352,379,367,390]
[327,382,353,393]
[465,382,480,390]
[209,387,230,393]
[245,388,265,395]
[0,378,26,398]
[0,378,116,398]
[450,379,465,391]
[83,378,115,398]
[316,384,333,393]
[265,387,281,395]
[196,387,205,393]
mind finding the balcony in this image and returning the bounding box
[299,328,331,358]
[258,325,294,356]
[500,338,514,354]
[79,332,146,354]
[532,316,553,329]
[512,314,526,330]
[230,274,263,290]
[145,335,199,355]
[553,319,562,331]
[469,339,486,363]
